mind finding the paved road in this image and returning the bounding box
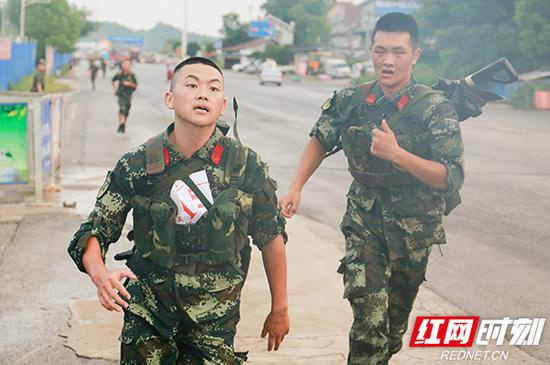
[53,62,550,362]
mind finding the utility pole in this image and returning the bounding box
[19,0,25,41]
[181,0,188,58]
[1,0,7,37]
[18,0,51,42]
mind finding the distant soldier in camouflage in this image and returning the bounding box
[88,59,99,90]
[30,59,46,93]
[280,13,464,364]
[69,57,289,364]
[112,59,138,133]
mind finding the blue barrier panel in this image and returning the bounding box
[53,51,72,74]
[0,42,36,90]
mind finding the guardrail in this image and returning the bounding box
[0,91,63,203]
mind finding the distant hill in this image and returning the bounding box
[81,21,217,52]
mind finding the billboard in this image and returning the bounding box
[107,35,145,45]
[0,103,29,184]
[248,21,275,38]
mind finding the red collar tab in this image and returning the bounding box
[365,92,377,105]
[163,147,170,167]
[397,94,409,112]
[211,144,224,165]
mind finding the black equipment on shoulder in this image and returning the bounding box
[431,57,518,121]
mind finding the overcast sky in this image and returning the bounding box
[68,0,267,37]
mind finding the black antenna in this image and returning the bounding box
[232,97,241,142]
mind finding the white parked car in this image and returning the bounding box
[231,63,247,72]
[260,68,283,86]
[245,59,265,74]
[323,59,351,79]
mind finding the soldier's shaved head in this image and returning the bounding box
[170,57,223,91]
[372,12,419,48]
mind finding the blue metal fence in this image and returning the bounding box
[53,51,72,74]
[0,43,72,90]
[0,42,37,90]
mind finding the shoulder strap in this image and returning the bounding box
[182,174,213,210]
[325,82,376,159]
[224,140,249,189]
[145,133,165,175]
[358,81,376,99]
[146,158,205,198]
[387,84,441,131]
[345,81,376,118]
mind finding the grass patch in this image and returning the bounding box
[9,74,71,94]
[413,63,441,86]
[511,79,550,109]
[59,64,71,76]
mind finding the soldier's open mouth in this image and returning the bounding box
[194,106,210,112]
[382,70,394,76]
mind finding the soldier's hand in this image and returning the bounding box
[279,190,301,218]
[371,119,401,162]
[93,268,137,312]
[261,310,290,351]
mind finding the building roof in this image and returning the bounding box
[222,38,273,52]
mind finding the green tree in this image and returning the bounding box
[161,38,180,54]
[187,41,200,56]
[261,0,333,46]
[78,10,96,38]
[261,0,295,23]
[264,44,293,65]
[220,12,249,47]
[515,0,550,69]
[204,41,216,52]
[8,0,90,59]
[416,0,524,78]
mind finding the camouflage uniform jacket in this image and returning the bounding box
[30,72,45,92]
[310,79,464,257]
[112,71,137,98]
[68,122,287,274]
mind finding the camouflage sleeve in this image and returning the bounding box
[309,87,355,152]
[111,73,120,83]
[426,94,465,195]
[131,73,138,85]
[243,149,287,250]
[67,153,137,272]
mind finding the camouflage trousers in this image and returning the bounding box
[119,256,249,365]
[339,196,432,365]
[117,95,132,117]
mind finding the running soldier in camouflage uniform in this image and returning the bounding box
[30,59,46,93]
[280,13,464,364]
[112,59,138,133]
[70,57,289,364]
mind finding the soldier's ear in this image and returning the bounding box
[164,91,175,110]
[412,47,422,65]
[219,97,227,116]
